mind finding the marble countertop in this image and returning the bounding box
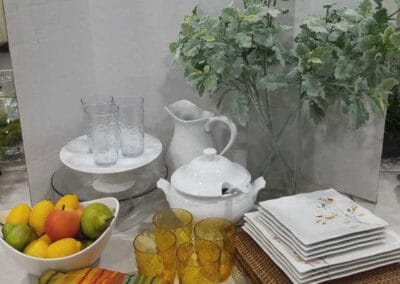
[1,172,400,283]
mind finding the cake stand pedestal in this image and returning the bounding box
[54,133,166,231]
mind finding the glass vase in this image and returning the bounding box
[0,70,24,165]
[247,87,301,201]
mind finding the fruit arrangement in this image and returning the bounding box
[1,195,114,258]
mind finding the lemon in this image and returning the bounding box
[38,234,52,245]
[54,194,79,211]
[46,238,82,258]
[24,239,49,258]
[6,204,31,225]
[29,200,54,236]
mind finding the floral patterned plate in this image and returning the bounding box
[259,207,385,250]
[258,214,385,260]
[259,188,387,245]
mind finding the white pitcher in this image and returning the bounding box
[165,100,237,172]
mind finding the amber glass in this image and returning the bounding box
[194,218,236,281]
[177,239,221,284]
[133,230,176,283]
[153,208,193,246]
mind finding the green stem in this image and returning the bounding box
[106,216,115,222]
[388,8,400,19]
[260,100,303,174]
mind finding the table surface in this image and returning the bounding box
[1,172,400,283]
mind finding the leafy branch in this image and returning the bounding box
[293,0,400,129]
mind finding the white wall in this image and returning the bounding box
[4,0,97,202]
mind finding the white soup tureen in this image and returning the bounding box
[157,148,266,223]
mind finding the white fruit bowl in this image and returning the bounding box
[0,197,120,276]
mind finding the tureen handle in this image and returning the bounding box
[221,182,250,195]
[204,115,237,156]
[157,178,171,195]
[252,177,266,195]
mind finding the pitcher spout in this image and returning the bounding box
[165,100,213,123]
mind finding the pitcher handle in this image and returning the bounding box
[204,115,237,156]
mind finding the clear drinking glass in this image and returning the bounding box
[80,96,114,153]
[113,97,144,157]
[83,103,119,166]
[80,96,114,108]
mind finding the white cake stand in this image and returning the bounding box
[59,133,162,193]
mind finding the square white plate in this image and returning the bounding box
[245,211,400,275]
[259,188,387,245]
[244,223,400,284]
[259,207,386,250]
[258,213,385,260]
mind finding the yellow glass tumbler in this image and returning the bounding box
[177,239,221,284]
[194,218,236,281]
[153,208,193,246]
[133,230,176,283]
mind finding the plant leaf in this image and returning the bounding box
[303,18,328,33]
[361,17,378,35]
[204,74,218,93]
[365,92,385,115]
[302,74,324,98]
[308,58,322,64]
[272,45,285,66]
[382,78,399,91]
[232,95,250,127]
[253,28,274,47]
[342,9,363,22]
[349,101,369,130]
[231,57,243,78]
[182,42,201,57]
[390,32,400,49]
[235,33,252,48]
[266,8,282,18]
[359,0,373,17]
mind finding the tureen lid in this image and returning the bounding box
[171,148,251,197]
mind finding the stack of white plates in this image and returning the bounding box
[243,188,400,284]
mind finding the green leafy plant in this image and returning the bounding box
[170,0,292,127]
[0,119,22,157]
[293,0,400,129]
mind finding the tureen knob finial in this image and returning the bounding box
[203,148,217,160]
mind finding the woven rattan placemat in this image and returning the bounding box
[235,228,400,284]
